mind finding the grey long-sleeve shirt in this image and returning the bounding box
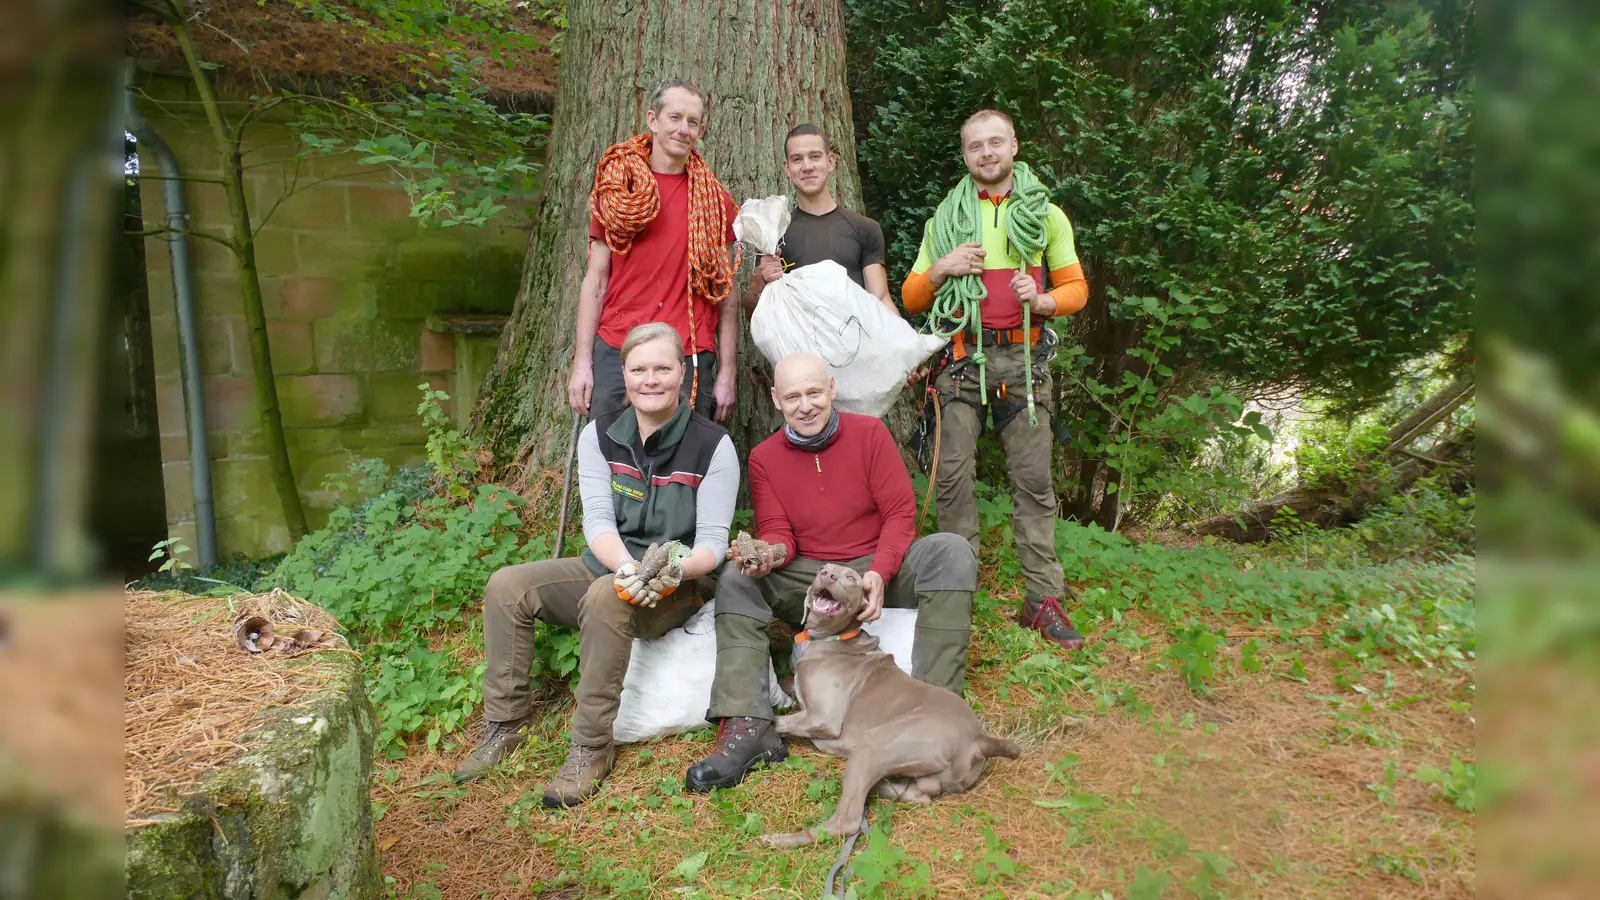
[576,421,738,565]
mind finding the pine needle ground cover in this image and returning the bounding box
[371,508,1474,899]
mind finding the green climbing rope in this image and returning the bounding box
[927,160,1050,426]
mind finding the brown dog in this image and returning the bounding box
[761,564,1020,848]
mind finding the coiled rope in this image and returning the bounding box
[591,133,742,406]
[926,160,1049,426]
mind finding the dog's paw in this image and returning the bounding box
[759,831,817,849]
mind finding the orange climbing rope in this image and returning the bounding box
[590,133,742,408]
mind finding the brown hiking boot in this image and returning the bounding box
[541,740,615,808]
[452,715,532,783]
[1018,594,1086,650]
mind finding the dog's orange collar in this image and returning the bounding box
[794,628,860,643]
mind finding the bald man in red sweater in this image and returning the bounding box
[684,353,979,793]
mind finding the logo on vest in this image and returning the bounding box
[611,478,645,501]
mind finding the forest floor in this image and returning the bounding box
[373,527,1475,899]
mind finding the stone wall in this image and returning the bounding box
[136,77,529,558]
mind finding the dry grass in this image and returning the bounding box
[373,616,1475,898]
[123,588,354,825]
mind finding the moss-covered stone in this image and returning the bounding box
[125,647,379,900]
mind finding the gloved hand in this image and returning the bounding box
[634,562,683,608]
[614,542,692,606]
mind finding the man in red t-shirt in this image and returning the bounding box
[569,79,741,422]
[683,352,979,792]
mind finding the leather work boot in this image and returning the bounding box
[684,716,787,792]
[541,740,616,808]
[1018,594,1086,650]
[451,715,531,783]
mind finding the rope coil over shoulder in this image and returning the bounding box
[591,133,742,404]
[926,160,1049,427]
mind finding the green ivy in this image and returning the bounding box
[268,386,557,753]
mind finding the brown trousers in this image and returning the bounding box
[934,341,1066,598]
[481,557,707,748]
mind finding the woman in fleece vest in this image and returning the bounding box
[453,322,739,807]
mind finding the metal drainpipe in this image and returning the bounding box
[126,91,218,568]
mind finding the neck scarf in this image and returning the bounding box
[784,408,840,451]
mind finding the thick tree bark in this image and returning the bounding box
[472,0,864,485]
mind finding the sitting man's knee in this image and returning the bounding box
[912,532,980,593]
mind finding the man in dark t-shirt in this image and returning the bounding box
[743,124,894,314]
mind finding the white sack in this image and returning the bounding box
[751,260,948,417]
[613,600,794,744]
[860,608,918,675]
[733,196,791,256]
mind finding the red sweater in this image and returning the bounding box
[747,412,916,580]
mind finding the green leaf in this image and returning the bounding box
[671,851,709,880]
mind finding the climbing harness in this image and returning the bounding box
[591,132,743,407]
[925,160,1050,427]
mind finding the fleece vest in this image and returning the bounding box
[580,401,727,577]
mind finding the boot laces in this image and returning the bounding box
[482,718,522,746]
[559,741,600,777]
[1028,596,1074,633]
[712,717,759,755]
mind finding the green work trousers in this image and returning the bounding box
[934,340,1066,599]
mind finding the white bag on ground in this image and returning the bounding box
[612,600,794,744]
[860,608,918,675]
[751,260,947,417]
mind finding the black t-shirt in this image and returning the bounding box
[777,206,887,288]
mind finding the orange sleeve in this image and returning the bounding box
[902,270,936,315]
[1047,263,1088,316]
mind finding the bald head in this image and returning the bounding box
[771,352,836,436]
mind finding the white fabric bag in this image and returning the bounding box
[612,600,795,744]
[733,196,791,255]
[751,260,947,417]
[860,608,918,675]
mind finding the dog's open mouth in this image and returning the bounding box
[809,586,846,618]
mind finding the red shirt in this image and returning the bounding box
[589,171,738,353]
[747,413,916,580]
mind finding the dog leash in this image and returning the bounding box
[823,811,871,900]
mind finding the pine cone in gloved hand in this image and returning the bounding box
[614,541,692,606]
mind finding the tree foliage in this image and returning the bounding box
[847,0,1474,523]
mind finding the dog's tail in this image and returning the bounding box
[979,733,1022,760]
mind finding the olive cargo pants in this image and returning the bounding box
[705,533,979,721]
[481,557,709,748]
[934,341,1066,599]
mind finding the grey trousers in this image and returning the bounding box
[705,533,979,721]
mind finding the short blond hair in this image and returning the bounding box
[960,109,1015,141]
[620,322,684,365]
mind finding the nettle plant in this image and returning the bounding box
[1056,285,1274,530]
[269,387,563,753]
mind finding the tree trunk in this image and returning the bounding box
[1191,379,1476,543]
[473,0,864,488]
[173,14,309,541]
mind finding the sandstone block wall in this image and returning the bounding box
[136,78,531,558]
